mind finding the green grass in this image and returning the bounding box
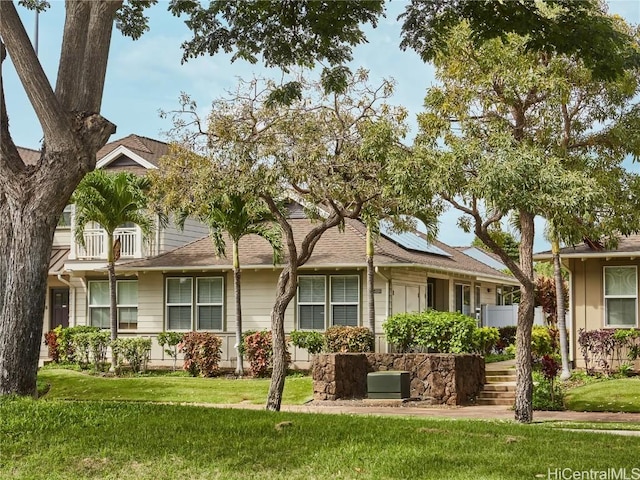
[37,368,313,405]
[2,398,640,480]
[565,376,640,413]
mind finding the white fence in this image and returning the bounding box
[481,304,546,328]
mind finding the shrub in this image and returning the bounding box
[289,330,325,354]
[531,326,555,360]
[55,325,100,363]
[382,313,423,353]
[532,371,565,411]
[43,329,60,362]
[73,330,110,371]
[472,327,499,356]
[112,338,152,373]
[179,332,223,377]
[157,331,184,371]
[243,331,291,377]
[578,328,640,376]
[324,326,374,353]
[414,311,477,353]
[496,326,517,353]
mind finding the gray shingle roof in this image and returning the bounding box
[120,217,516,282]
[535,235,640,259]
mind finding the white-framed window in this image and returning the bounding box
[330,275,360,327]
[604,266,637,327]
[166,277,224,331]
[298,276,326,330]
[197,277,224,330]
[455,283,471,316]
[117,281,138,330]
[88,279,138,330]
[57,205,72,228]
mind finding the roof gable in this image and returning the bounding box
[96,144,157,170]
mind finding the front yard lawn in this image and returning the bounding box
[565,376,640,413]
[2,397,640,480]
[37,368,313,405]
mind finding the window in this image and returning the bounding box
[88,280,138,330]
[166,277,224,331]
[57,205,72,228]
[604,266,637,327]
[88,281,110,329]
[455,284,471,316]
[426,279,435,309]
[197,278,223,330]
[331,275,359,326]
[117,281,138,329]
[298,276,326,330]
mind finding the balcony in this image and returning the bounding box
[74,227,142,260]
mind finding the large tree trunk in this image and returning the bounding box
[366,225,375,346]
[552,239,571,381]
[233,241,244,376]
[514,210,536,423]
[266,266,297,411]
[0,0,118,395]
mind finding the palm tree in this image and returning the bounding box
[179,193,282,376]
[72,170,154,370]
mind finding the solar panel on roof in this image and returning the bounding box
[379,221,452,257]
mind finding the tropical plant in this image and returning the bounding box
[171,192,282,377]
[72,170,154,370]
[157,331,185,371]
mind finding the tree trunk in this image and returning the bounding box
[0,204,59,396]
[233,241,244,376]
[266,267,297,411]
[366,225,375,346]
[107,233,117,372]
[514,210,536,423]
[552,238,571,381]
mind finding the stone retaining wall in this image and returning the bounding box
[312,353,484,405]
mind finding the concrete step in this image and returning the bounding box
[478,391,515,399]
[476,397,514,406]
[482,383,516,392]
[484,369,515,375]
[485,374,517,383]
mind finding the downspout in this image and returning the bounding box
[375,266,391,353]
[57,273,76,327]
[155,214,162,256]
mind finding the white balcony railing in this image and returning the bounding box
[75,227,141,260]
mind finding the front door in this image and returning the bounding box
[50,288,69,329]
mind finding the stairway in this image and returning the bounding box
[477,363,516,406]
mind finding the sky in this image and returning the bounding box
[4,0,640,251]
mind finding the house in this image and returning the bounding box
[534,237,640,367]
[33,134,519,368]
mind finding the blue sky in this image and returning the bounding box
[5,0,640,250]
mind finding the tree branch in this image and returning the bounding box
[0,1,72,147]
[55,1,90,110]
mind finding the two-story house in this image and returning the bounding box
[27,134,519,368]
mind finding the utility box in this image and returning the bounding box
[367,371,410,399]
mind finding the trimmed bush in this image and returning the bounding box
[157,331,185,371]
[243,331,291,377]
[414,311,477,353]
[72,330,110,370]
[472,327,499,356]
[324,326,374,353]
[382,313,423,353]
[54,325,100,363]
[289,330,325,354]
[179,332,223,377]
[112,338,152,373]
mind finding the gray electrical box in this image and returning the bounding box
[367,371,410,399]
